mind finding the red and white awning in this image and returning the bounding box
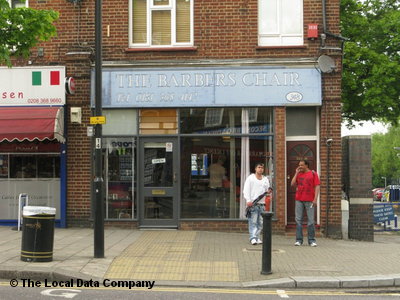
[0,107,65,143]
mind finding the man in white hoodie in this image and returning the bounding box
[243,162,272,245]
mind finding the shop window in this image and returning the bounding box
[181,136,274,219]
[180,108,273,134]
[286,107,317,136]
[130,0,193,47]
[0,155,9,178]
[139,109,177,134]
[258,0,303,46]
[103,109,137,136]
[7,0,27,8]
[9,155,59,179]
[104,138,136,220]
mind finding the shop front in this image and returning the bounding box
[95,64,321,228]
[0,67,67,227]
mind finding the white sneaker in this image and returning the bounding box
[251,239,257,245]
[256,238,262,244]
[294,241,302,246]
[310,242,317,247]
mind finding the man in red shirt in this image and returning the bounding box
[291,160,320,247]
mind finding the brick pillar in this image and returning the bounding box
[342,135,373,241]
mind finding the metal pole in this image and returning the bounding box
[94,0,104,258]
[261,212,273,275]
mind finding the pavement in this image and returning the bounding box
[1,226,400,289]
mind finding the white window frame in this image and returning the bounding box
[204,108,224,127]
[258,0,303,46]
[129,0,194,48]
[8,0,28,8]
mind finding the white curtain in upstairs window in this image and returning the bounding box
[258,0,303,46]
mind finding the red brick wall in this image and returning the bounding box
[20,0,342,233]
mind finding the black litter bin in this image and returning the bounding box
[21,206,56,262]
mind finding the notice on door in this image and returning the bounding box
[166,142,173,152]
[152,158,166,164]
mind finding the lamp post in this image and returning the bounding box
[93,0,104,258]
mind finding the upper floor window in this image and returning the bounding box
[258,0,303,46]
[129,0,193,47]
[8,0,28,8]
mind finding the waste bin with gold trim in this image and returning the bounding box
[21,206,56,262]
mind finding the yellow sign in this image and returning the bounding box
[90,116,106,124]
[152,190,166,195]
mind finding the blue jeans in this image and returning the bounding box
[295,201,316,244]
[248,205,264,241]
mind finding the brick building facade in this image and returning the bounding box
[2,0,343,237]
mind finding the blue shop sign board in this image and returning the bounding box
[91,66,322,108]
[373,203,395,223]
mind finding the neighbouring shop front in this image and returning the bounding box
[0,67,67,227]
[93,64,321,228]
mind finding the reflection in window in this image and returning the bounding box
[9,155,59,179]
[180,135,274,219]
[104,138,136,219]
[180,108,273,134]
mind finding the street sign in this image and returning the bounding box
[90,116,106,124]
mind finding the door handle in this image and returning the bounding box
[173,172,177,183]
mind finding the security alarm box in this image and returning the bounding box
[307,24,318,39]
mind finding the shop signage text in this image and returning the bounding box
[91,67,322,108]
[0,66,66,106]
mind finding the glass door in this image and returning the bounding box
[139,138,179,227]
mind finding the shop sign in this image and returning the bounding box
[91,67,322,108]
[0,66,66,106]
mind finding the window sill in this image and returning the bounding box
[125,46,198,53]
[256,45,307,50]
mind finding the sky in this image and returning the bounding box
[341,121,389,137]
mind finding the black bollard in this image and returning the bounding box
[261,212,273,275]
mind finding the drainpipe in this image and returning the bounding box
[322,0,348,41]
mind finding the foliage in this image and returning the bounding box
[341,0,400,125]
[0,0,58,66]
[372,126,400,187]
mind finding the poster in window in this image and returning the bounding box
[0,155,8,178]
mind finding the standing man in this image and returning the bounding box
[243,163,272,245]
[291,160,320,247]
[209,157,226,217]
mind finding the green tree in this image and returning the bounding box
[0,0,58,66]
[341,0,400,125]
[372,126,400,187]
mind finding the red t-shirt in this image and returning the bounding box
[295,170,320,202]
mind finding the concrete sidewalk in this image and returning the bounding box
[1,226,400,288]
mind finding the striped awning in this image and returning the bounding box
[0,107,65,143]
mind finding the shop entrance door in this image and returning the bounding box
[139,138,179,228]
[286,141,317,225]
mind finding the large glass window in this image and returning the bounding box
[180,108,274,219]
[104,138,136,220]
[9,155,59,179]
[181,136,274,219]
[130,0,193,47]
[258,0,303,46]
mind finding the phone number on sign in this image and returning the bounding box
[27,98,62,104]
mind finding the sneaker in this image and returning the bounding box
[310,242,317,247]
[251,239,257,245]
[256,238,262,244]
[294,241,302,246]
